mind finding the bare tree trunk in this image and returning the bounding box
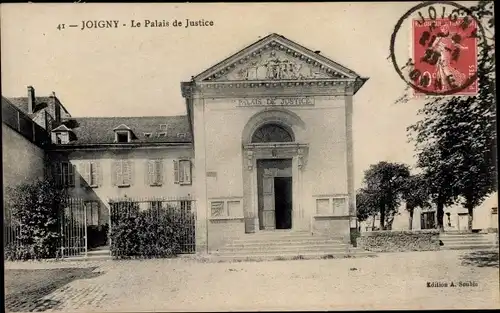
[436,201,444,232]
[379,203,386,230]
[386,215,394,230]
[408,205,414,231]
[372,214,376,230]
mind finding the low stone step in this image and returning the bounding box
[63,254,113,261]
[214,247,355,257]
[440,244,497,250]
[439,239,494,244]
[439,234,490,238]
[231,236,339,244]
[87,249,111,256]
[209,251,377,262]
[217,243,350,253]
[225,239,344,247]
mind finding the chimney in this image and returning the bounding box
[27,86,35,114]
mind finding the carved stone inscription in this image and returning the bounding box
[237,97,314,107]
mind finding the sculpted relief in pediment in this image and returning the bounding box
[212,48,345,81]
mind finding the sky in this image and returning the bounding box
[1,2,459,189]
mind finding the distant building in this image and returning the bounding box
[360,194,498,232]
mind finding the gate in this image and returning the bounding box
[59,198,87,258]
[109,197,196,255]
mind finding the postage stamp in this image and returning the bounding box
[412,17,478,96]
[390,1,485,96]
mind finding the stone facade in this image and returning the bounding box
[182,33,367,252]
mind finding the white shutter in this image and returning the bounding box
[184,160,192,184]
[96,162,102,187]
[174,160,179,184]
[122,160,132,186]
[155,160,162,185]
[90,162,98,186]
[147,160,154,186]
[113,161,122,186]
[84,162,91,185]
[178,160,185,184]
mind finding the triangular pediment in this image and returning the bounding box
[52,124,72,132]
[113,124,132,131]
[193,33,361,82]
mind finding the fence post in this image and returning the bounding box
[84,200,88,257]
[60,204,64,258]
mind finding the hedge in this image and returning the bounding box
[4,180,64,261]
[357,230,440,252]
[109,203,194,259]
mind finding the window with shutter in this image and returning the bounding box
[68,164,75,187]
[113,160,131,187]
[154,160,162,185]
[179,160,192,185]
[121,160,132,186]
[147,160,155,186]
[147,160,163,186]
[113,161,122,186]
[174,160,179,184]
[83,162,91,186]
[56,162,75,187]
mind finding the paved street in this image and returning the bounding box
[5,249,499,312]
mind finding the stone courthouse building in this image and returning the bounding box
[3,33,368,254]
[181,33,367,251]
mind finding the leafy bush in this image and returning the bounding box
[357,230,440,252]
[4,180,65,260]
[350,229,360,247]
[110,202,195,259]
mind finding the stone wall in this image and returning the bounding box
[357,230,440,252]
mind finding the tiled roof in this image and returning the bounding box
[59,116,192,145]
[7,96,51,117]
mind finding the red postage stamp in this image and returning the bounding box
[412,17,478,96]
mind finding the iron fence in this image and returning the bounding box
[109,196,196,254]
[3,208,22,248]
[59,197,87,258]
[4,196,197,259]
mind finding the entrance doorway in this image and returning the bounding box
[257,159,293,230]
[274,177,292,229]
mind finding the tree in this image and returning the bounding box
[407,1,496,231]
[400,174,431,230]
[361,162,411,230]
[356,188,380,230]
[5,179,65,260]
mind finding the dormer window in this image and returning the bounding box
[116,132,129,143]
[113,124,133,143]
[51,124,73,144]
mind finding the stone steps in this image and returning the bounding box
[439,233,498,250]
[208,250,376,263]
[211,231,369,261]
[225,239,345,247]
[441,244,497,250]
[215,245,352,255]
